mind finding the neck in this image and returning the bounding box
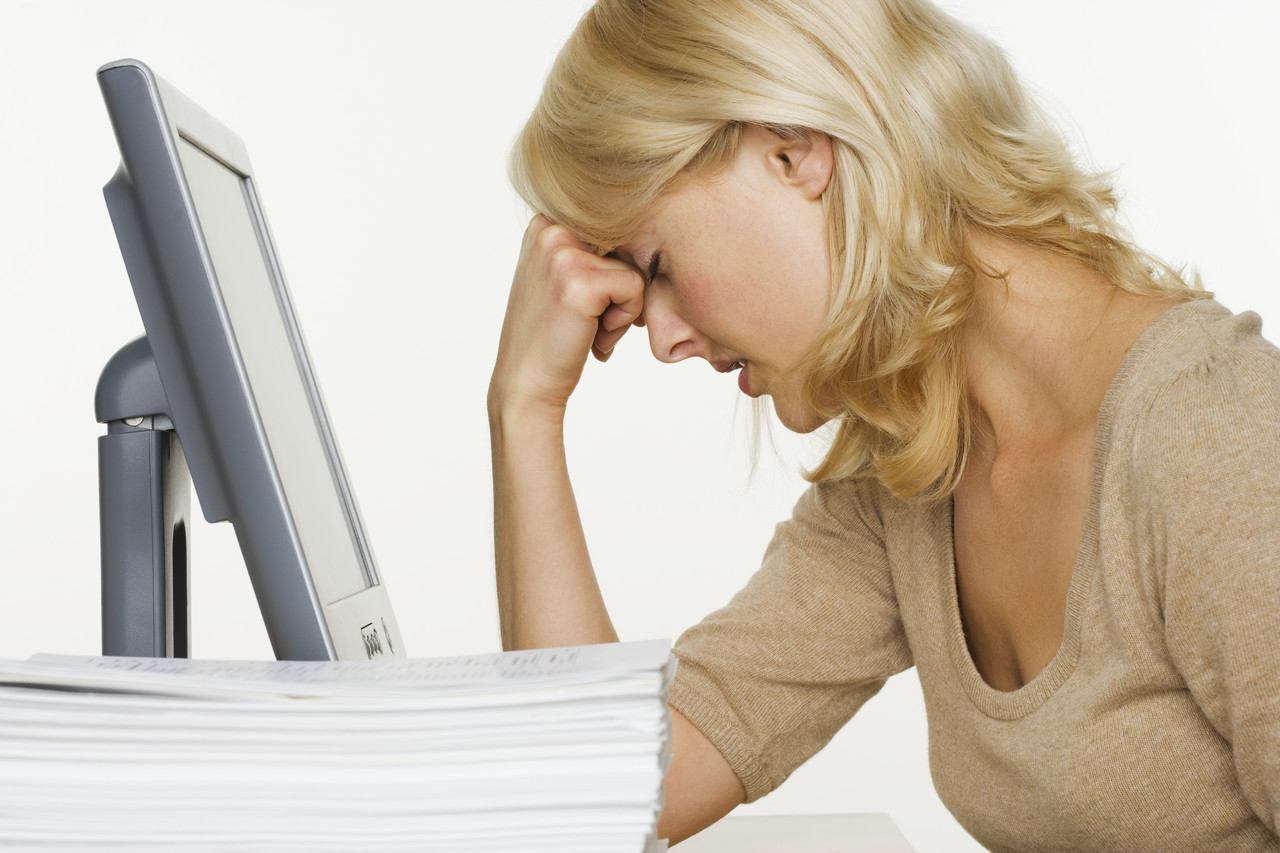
[959,232,1174,459]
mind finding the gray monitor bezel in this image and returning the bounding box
[97,58,402,661]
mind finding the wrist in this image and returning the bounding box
[487,380,568,434]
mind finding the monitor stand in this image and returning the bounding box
[96,336,190,658]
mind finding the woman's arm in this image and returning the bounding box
[490,398,746,837]
[489,217,746,840]
[489,400,615,649]
[489,215,644,649]
[1140,343,1280,834]
[660,709,747,844]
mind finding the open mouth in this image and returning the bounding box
[713,359,752,395]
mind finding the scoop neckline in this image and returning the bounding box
[938,298,1210,720]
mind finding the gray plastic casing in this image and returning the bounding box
[96,335,191,658]
[97,59,402,661]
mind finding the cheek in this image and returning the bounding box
[659,186,827,345]
[677,229,780,319]
[668,265,757,341]
[670,256,820,353]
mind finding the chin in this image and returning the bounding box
[773,401,829,434]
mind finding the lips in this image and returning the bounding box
[712,359,752,395]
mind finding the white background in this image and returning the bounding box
[1,2,1276,850]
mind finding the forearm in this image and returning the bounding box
[488,217,645,650]
[490,398,618,651]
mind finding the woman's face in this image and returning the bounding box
[615,125,834,433]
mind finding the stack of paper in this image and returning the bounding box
[0,639,674,852]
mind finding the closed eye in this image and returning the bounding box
[645,252,662,288]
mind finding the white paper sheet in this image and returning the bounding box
[0,640,674,853]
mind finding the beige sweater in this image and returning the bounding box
[670,299,1280,851]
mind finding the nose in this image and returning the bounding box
[640,283,702,364]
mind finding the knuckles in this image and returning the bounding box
[529,218,579,257]
[517,215,646,321]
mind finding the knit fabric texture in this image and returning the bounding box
[670,299,1280,851]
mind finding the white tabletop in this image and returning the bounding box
[675,813,916,852]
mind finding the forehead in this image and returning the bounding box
[618,169,739,246]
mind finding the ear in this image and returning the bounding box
[761,126,833,200]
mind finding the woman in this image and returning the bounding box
[489,0,1280,848]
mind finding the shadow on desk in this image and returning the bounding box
[676,813,917,852]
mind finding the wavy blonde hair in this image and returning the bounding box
[511,0,1202,500]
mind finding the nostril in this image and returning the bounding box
[666,341,696,363]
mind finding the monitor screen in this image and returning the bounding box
[174,138,371,604]
[98,59,402,661]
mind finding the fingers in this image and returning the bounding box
[530,218,646,363]
[493,216,648,410]
[599,300,639,334]
[593,292,645,360]
[592,322,629,362]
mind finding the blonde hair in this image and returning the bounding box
[511,0,1202,500]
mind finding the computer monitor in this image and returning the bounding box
[97,59,403,661]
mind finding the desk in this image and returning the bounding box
[676,813,916,852]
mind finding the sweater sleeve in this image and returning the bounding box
[668,478,913,801]
[1136,336,1280,834]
